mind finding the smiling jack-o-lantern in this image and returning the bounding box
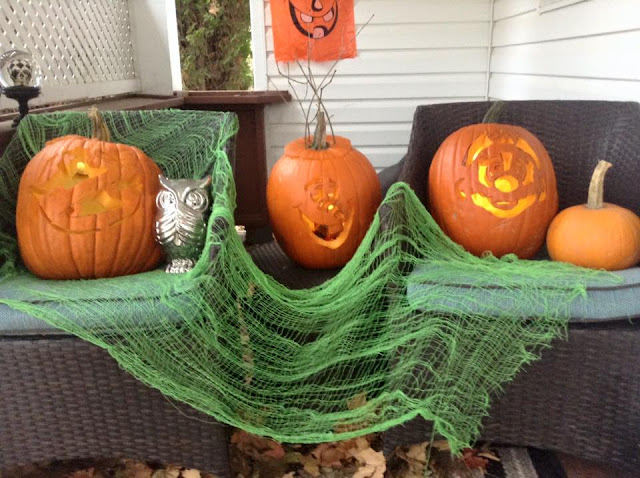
[428,124,558,258]
[267,118,381,269]
[288,0,339,39]
[270,0,357,62]
[16,109,163,279]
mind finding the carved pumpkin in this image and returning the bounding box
[428,123,558,258]
[16,109,163,279]
[267,114,381,269]
[547,161,640,270]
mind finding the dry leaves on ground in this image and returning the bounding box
[229,430,384,478]
[0,459,218,478]
[387,441,500,478]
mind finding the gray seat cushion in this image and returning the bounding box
[0,270,197,335]
[407,266,640,323]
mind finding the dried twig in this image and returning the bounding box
[273,13,375,149]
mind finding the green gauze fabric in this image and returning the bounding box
[0,110,614,453]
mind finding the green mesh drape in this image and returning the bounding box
[0,111,613,452]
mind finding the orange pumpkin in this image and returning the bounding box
[16,108,163,279]
[547,161,640,270]
[428,123,558,259]
[267,114,381,269]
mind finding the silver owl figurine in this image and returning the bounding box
[155,175,212,274]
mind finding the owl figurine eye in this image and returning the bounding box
[157,190,177,209]
[185,190,209,211]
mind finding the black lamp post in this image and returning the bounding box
[0,49,42,128]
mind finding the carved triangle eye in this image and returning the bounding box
[32,148,108,195]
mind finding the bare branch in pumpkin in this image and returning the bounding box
[272,13,375,149]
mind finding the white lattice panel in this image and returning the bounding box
[0,0,140,107]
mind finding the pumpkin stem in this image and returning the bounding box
[88,106,111,142]
[311,109,328,151]
[587,160,612,209]
[482,101,505,124]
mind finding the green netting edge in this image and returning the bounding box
[0,110,616,452]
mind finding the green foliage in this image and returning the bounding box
[176,0,253,90]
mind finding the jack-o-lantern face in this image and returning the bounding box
[30,148,145,234]
[454,132,549,219]
[288,0,338,39]
[267,136,381,269]
[16,129,163,280]
[270,0,356,62]
[429,124,558,259]
[297,177,353,249]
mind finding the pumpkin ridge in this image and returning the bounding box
[104,142,124,278]
[65,140,87,278]
[27,140,56,277]
[54,140,86,278]
[120,145,145,277]
[127,145,160,275]
[339,150,361,247]
[137,145,160,273]
[91,139,105,277]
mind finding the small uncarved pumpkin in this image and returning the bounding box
[428,115,558,259]
[547,161,640,270]
[267,113,381,269]
[16,108,163,279]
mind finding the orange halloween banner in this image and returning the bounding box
[270,0,357,63]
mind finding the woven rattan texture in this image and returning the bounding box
[399,101,640,212]
[248,241,339,289]
[0,338,231,476]
[391,100,640,474]
[383,324,640,473]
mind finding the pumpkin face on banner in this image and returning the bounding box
[16,118,163,280]
[429,124,558,259]
[288,0,339,39]
[270,0,356,62]
[267,136,381,269]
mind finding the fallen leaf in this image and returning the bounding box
[67,469,95,478]
[152,465,181,478]
[311,443,346,468]
[431,440,450,452]
[299,454,320,477]
[180,470,201,478]
[347,392,367,410]
[352,447,385,478]
[405,442,428,463]
[460,449,489,471]
[353,437,371,453]
[477,451,500,462]
[117,460,153,478]
[231,430,286,461]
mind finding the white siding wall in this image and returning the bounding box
[262,0,492,171]
[489,0,640,101]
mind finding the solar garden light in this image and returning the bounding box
[0,49,42,128]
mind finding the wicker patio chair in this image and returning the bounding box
[380,100,640,473]
[0,111,238,476]
[249,100,640,474]
[2,101,639,475]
